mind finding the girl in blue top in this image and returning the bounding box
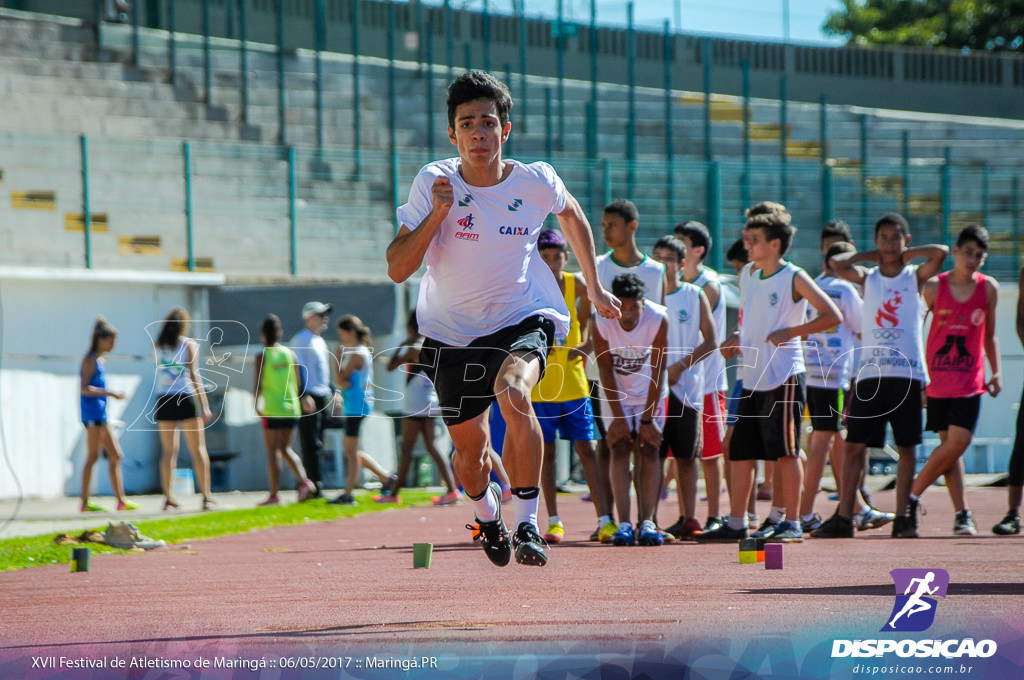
[79,318,138,512]
[329,315,395,505]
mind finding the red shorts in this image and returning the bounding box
[701,391,726,459]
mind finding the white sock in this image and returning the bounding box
[470,486,500,523]
[801,512,817,524]
[769,506,786,523]
[747,512,759,524]
[513,495,539,531]
[909,493,920,502]
[728,516,747,531]
[598,514,612,526]
[618,521,633,531]
[548,515,561,526]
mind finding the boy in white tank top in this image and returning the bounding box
[813,213,948,539]
[593,273,669,547]
[699,205,842,543]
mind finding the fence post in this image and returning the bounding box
[982,162,990,227]
[504,62,513,157]
[183,142,195,272]
[941,147,951,249]
[1014,176,1021,269]
[389,0,398,207]
[589,0,598,153]
[277,0,286,143]
[168,0,176,84]
[741,59,750,210]
[482,0,491,73]
[901,130,910,217]
[821,164,834,226]
[464,42,472,71]
[859,114,869,246]
[202,0,211,102]
[779,75,788,205]
[545,86,553,159]
[664,20,674,220]
[288,146,297,276]
[80,135,92,269]
[517,0,528,133]
[314,0,325,150]
[131,0,139,67]
[707,161,723,273]
[626,2,635,196]
[238,0,248,123]
[352,0,361,179]
[445,0,453,82]
[557,0,566,153]
[602,157,612,206]
[93,0,104,52]
[702,37,712,163]
[426,27,435,154]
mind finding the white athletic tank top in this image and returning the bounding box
[595,252,666,304]
[859,265,928,383]
[663,283,705,409]
[595,300,669,408]
[156,340,194,396]
[804,273,863,390]
[738,262,807,392]
[691,266,728,394]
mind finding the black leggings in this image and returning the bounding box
[1009,382,1024,487]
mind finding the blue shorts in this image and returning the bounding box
[533,397,595,443]
[724,379,743,426]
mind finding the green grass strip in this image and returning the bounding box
[0,490,436,573]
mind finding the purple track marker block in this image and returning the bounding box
[764,543,783,570]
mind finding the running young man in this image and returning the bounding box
[814,213,947,539]
[906,225,1001,536]
[387,72,619,568]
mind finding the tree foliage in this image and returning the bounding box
[824,0,1024,51]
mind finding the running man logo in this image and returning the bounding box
[882,568,949,632]
[507,198,524,211]
[875,289,903,328]
[456,214,475,230]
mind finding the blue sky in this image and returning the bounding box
[436,1,846,45]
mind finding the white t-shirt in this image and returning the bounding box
[804,273,863,390]
[663,283,705,410]
[396,158,570,346]
[691,266,728,394]
[858,265,928,383]
[595,300,669,408]
[595,252,665,304]
[738,262,808,392]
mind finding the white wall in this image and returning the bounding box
[0,267,223,499]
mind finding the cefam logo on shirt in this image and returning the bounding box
[831,569,997,660]
[454,213,479,242]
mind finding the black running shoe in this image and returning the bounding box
[468,482,511,567]
[892,499,921,539]
[694,523,748,542]
[810,512,853,538]
[993,511,1021,536]
[512,522,549,566]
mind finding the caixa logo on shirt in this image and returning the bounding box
[499,225,530,236]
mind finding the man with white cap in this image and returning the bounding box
[291,301,333,497]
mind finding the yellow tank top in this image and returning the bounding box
[533,273,590,402]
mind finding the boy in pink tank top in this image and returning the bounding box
[907,225,1002,536]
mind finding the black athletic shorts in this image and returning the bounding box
[659,393,701,461]
[845,378,924,448]
[729,374,806,462]
[806,386,845,432]
[421,315,554,427]
[263,417,299,430]
[925,394,981,434]
[154,393,199,422]
[343,415,365,438]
